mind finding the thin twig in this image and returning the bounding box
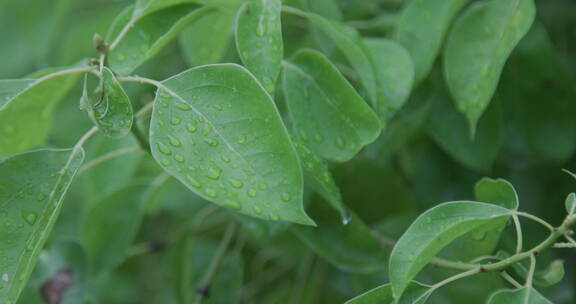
[78,146,141,175]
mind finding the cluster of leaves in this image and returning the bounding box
[1,0,576,303]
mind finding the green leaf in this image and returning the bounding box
[168,229,193,304]
[306,13,379,106]
[447,178,518,261]
[107,4,213,75]
[427,84,502,172]
[389,201,512,298]
[81,184,147,273]
[496,251,565,288]
[149,64,313,225]
[565,192,576,215]
[0,148,85,303]
[291,202,388,273]
[363,38,414,121]
[133,0,198,18]
[282,49,381,162]
[87,67,133,138]
[395,0,468,84]
[486,287,553,304]
[443,0,536,133]
[235,0,283,93]
[0,68,82,156]
[346,282,431,304]
[291,137,348,223]
[179,8,235,66]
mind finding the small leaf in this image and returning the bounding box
[235,0,283,93]
[443,0,536,132]
[346,282,431,304]
[497,251,565,288]
[565,192,576,215]
[149,64,313,225]
[107,4,213,75]
[291,201,387,273]
[395,0,468,84]
[0,148,85,303]
[88,67,133,138]
[81,184,147,273]
[282,49,381,162]
[389,201,512,298]
[363,38,414,121]
[291,137,348,223]
[0,67,82,156]
[179,8,235,66]
[486,287,553,304]
[427,83,502,172]
[474,178,519,210]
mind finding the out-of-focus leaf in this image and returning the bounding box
[395,0,468,83]
[427,84,502,172]
[81,184,147,273]
[0,66,83,156]
[291,201,388,273]
[179,8,234,66]
[443,0,536,133]
[106,4,212,75]
[389,201,511,298]
[363,38,414,121]
[486,287,553,304]
[150,64,313,225]
[0,148,84,303]
[565,193,576,215]
[235,0,283,92]
[282,49,381,162]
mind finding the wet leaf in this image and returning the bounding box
[443,0,535,133]
[282,49,381,162]
[389,201,511,298]
[149,64,313,225]
[235,0,283,92]
[0,148,85,303]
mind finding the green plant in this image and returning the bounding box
[1,0,576,303]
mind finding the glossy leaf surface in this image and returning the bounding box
[389,201,511,298]
[282,49,381,162]
[0,148,84,303]
[150,64,313,225]
[443,0,536,131]
[235,0,283,92]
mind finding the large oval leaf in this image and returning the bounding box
[364,38,414,121]
[395,0,468,84]
[389,201,511,298]
[88,67,133,138]
[235,0,283,93]
[149,64,313,225]
[106,4,213,75]
[486,287,552,304]
[346,282,431,304]
[443,0,536,132]
[0,68,82,156]
[0,148,84,303]
[282,49,381,162]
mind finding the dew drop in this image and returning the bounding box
[174,154,185,163]
[157,143,172,155]
[205,188,218,198]
[175,103,192,111]
[426,217,432,223]
[269,214,279,221]
[237,135,246,144]
[206,166,222,180]
[213,104,223,111]
[168,135,181,147]
[225,201,242,211]
[247,189,257,197]
[36,193,46,201]
[314,134,324,143]
[281,193,291,202]
[221,156,231,163]
[336,137,345,149]
[170,118,181,125]
[161,159,170,166]
[186,175,202,188]
[187,122,197,133]
[204,138,219,147]
[254,206,262,215]
[229,179,244,188]
[21,211,37,226]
